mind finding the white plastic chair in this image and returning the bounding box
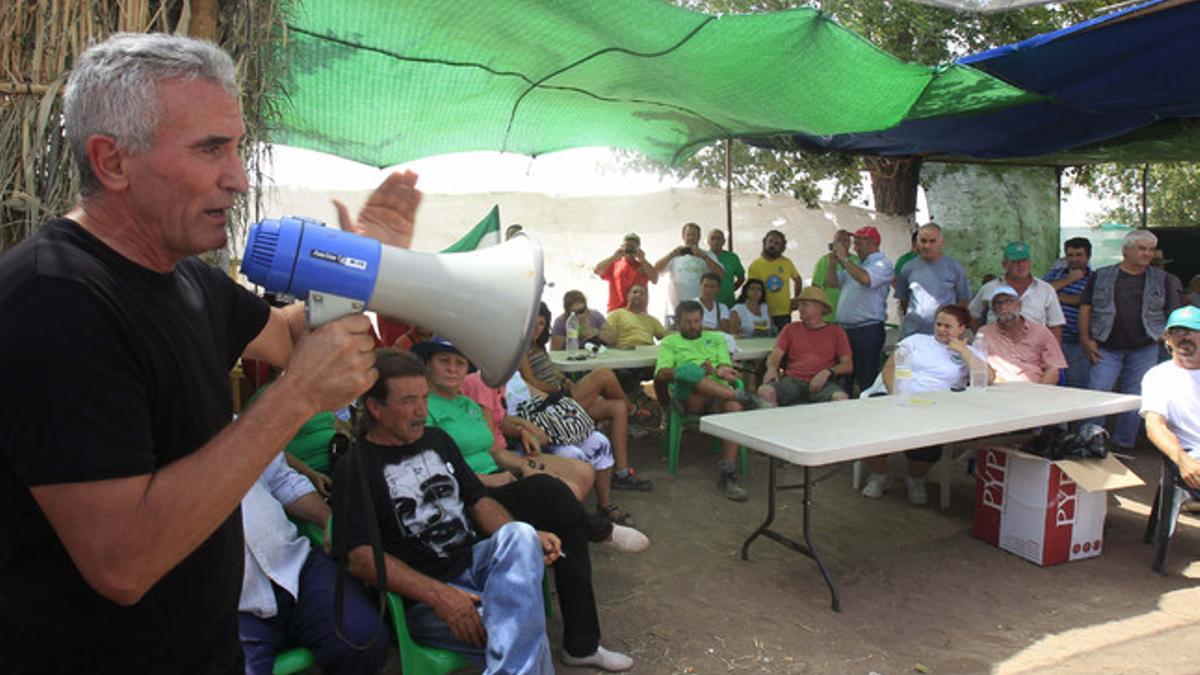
[851,374,964,510]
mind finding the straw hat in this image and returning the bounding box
[795,286,833,314]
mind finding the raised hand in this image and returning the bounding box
[333,171,422,249]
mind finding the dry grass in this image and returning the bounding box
[0,0,290,253]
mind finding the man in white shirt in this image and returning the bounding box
[654,221,724,323]
[1141,307,1200,495]
[239,454,388,674]
[970,241,1066,341]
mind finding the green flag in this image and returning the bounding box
[442,205,501,253]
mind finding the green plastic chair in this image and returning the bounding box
[385,591,475,675]
[661,405,749,476]
[272,647,316,674]
[320,512,552,675]
[660,381,748,476]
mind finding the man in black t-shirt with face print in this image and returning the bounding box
[335,350,561,674]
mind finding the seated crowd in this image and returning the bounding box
[239,221,1192,673]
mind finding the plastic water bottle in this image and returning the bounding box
[565,312,581,356]
[970,332,988,391]
[894,343,912,406]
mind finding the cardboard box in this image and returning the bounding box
[973,447,1143,566]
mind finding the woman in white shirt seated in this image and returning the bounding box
[860,304,994,505]
[729,278,773,337]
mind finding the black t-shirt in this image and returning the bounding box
[333,430,485,583]
[0,219,270,673]
[1082,269,1162,349]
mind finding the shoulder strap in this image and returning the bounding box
[333,433,389,650]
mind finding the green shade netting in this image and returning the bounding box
[276,0,1038,167]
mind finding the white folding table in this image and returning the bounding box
[699,382,1142,611]
[549,336,777,373]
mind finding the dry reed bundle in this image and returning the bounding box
[0,0,289,253]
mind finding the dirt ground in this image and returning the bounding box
[375,425,1200,675]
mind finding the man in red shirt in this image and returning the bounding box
[594,233,658,312]
[757,287,853,405]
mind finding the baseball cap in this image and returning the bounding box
[412,336,463,360]
[1003,241,1031,261]
[1167,306,1200,331]
[852,226,881,245]
[989,284,1019,301]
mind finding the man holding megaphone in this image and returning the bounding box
[0,33,425,674]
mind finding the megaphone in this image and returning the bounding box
[241,217,544,387]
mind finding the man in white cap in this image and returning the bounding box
[1142,306,1200,491]
[977,285,1066,384]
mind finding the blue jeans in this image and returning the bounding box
[843,322,886,393]
[406,522,554,674]
[1061,339,1091,389]
[1085,342,1159,448]
[238,550,389,675]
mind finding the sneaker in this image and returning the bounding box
[718,471,749,502]
[905,475,928,506]
[612,469,654,491]
[606,524,650,553]
[861,473,889,499]
[562,645,634,672]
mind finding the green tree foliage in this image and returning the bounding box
[1068,163,1200,227]
[621,0,1107,209]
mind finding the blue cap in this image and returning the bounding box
[1167,306,1200,331]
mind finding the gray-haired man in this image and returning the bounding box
[0,33,416,672]
[1079,230,1182,450]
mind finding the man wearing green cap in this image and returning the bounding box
[969,241,1065,342]
[1141,306,1200,490]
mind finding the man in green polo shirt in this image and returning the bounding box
[707,228,745,307]
[654,300,772,501]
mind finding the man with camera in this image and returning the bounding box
[594,232,659,312]
[655,222,725,324]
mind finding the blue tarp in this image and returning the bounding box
[753,0,1200,163]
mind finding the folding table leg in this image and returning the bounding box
[741,460,841,612]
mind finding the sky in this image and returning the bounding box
[262,144,1105,229]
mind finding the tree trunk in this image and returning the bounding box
[864,156,922,217]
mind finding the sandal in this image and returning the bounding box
[598,503,636,528]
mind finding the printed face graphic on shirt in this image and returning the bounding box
[383,450,472,557]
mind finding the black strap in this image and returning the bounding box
[333,431,390,650]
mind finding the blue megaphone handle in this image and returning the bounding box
[241,217,382,304]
